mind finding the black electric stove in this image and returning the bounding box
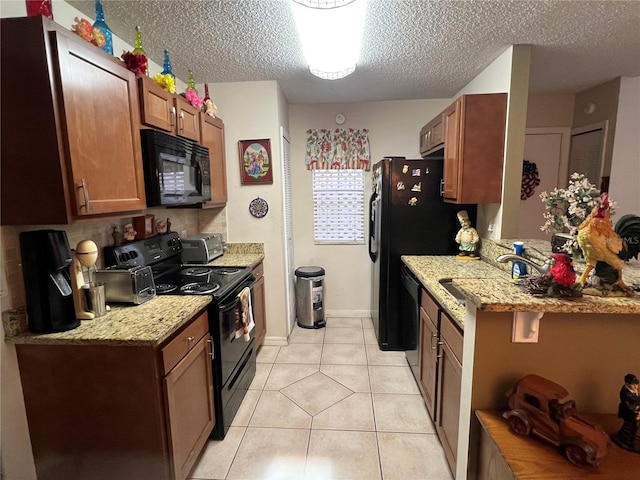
[104,232,252,298]
[104,232,256,440]
[152,263,252,298]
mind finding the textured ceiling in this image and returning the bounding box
[67,0,640,104]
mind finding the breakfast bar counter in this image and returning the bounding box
[402,240,640,479]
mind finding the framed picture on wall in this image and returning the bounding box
[239,139,273,185]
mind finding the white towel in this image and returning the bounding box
[235,287,255,342]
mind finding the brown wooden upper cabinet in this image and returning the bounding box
[199,114,228,207]
[138,75,201,142]
[421,93,507,204]
[419,112,445,156]
[0,16,147,225]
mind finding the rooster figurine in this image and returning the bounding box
[576,193,632,292]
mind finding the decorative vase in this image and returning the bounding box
[203,84,211,102]
[131,25,148,74]
[187,69,197,94]
[92,0,113,55]
[161,50,175,79]
[25,0,53,19]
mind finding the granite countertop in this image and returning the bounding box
[209,242,265,269]
[401,256,507,328]
[3,242,265,346]
[403,238,640,329]
[4,296,211,347]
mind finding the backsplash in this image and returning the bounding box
[1,207,227,311]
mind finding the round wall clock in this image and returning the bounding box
[335,113,346,125]
[249,197,269,218]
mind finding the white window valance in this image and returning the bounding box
[304,128,370,170]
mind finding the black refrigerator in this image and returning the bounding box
[369,157,476,351]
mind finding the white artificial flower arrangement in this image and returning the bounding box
[540,172,616,253]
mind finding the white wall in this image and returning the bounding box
[454,45,531,240]
[609,76,640,216]
[207,80,290,343]
[288,99,451,314]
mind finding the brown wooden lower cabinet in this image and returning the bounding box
[435,314,463,474]
[417,289,464,476]
[16,310,214,480]
[252,261,266,347]
[418,290,439,419]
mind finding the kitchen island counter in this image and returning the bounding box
[403,249,640,329]
[401,255,507,328]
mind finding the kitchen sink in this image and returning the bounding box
[439,279,466,306]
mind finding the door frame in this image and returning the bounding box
[279,126,296,334]
[525,127,572,188]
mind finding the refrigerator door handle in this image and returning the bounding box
[368,192,378,262]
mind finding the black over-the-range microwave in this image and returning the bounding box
[140,129,212,207]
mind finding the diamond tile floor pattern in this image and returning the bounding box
[188,317,453,480]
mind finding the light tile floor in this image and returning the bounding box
[189,317,453,480]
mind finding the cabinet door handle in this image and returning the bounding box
[77,179,90,212]
[187,336,195,342]
[439,179,444,196]
[179,111,185,131]
[431,332,438,350]
[170,106,177,127]
[207,336,214,359]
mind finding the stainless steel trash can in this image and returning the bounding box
[295,266,326,329]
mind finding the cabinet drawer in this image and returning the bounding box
[161,310,209,375]
[440,312,463,363]
[421,289,439,328]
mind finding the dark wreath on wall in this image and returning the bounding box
[239,139,273,185]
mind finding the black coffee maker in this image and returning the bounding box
[20,230,80,333]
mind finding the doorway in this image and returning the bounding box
[518,128,571,240]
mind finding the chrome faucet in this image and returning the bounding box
[496,254,554,275]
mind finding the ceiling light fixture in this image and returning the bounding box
[291,0,366,80]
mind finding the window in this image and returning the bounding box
[312,169,365,244]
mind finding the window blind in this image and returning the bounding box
[312,169,365,244]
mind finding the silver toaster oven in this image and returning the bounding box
[95,265,156,304]
[181,233,224,264]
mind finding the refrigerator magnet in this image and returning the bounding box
[411,182,422,192]
[408,197,418,206]
[397,181,405,190]
[412,168,421,176]
[402,165,409,174]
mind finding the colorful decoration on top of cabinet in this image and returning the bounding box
[154,73,176,93]
[182,69,204,109]
[121,25,148,76]
[71,17,106,48]
[521,160,541,200]
[239,139,273,185]
[203,84,218,118]
[121,51,147,75]
[92,0,113,55]
[26,0,53,19]
[304,128,370,170]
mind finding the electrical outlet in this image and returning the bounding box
[181,229,187,238]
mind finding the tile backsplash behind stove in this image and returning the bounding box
[1,207,227,311]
